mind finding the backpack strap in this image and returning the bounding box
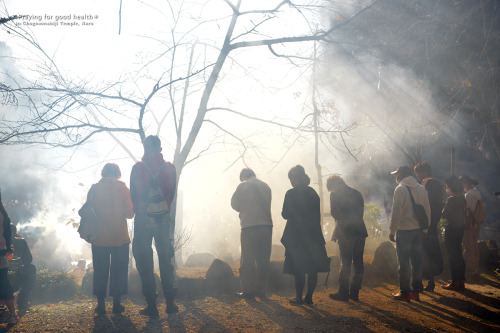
[143,161,166,181]
[405,186,417,205]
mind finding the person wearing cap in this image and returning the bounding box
[441,175,467,290]
[389,165,431,301]
[460,175,481,276]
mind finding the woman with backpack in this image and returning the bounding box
[90,163,134,314]
[460,175,482,277]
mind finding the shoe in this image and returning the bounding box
[329,293,349,302]
[424,281,435,292]
[304,296,313,305]
[95,303,106,315]
[236,292,255,299]
[166,303,179,314]
[409,292,420,300]
[288,297,304,305]
[458,280,465,291]
[442,282,460,291]
[7,313,19,324]
[139,305,159,317]
[392,292,411,301]
[112,304,125,314]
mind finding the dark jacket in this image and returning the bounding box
[330,185,368,239]
[130,152,176,214]
[441,195,467,229]
[423,178,444,235]
[281,185,328,275]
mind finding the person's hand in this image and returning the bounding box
[422,230,428,240]
[389,234,396,242]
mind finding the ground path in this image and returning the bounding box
[1,274,498,332]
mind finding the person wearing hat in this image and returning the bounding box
[389,165,431,301]
[441,175,467,290]
[460,175,481,276]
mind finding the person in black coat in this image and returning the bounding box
[281,165,329,305]
[327,175,367,301]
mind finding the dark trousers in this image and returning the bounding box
[0,267,14,300]
[445,227,465,281]
[240,226,272,294]
[338,236,365,296]
[92,243,129,298]
[396,229,423,295]
[132,218,175,302]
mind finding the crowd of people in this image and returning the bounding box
[0,135,487,325]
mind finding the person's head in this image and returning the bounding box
[143,135,162,154]
[391,165,412,184]
[239,168,256,182]
[445,175,463,195]
[288,165,310,187]
[101,163,121,179]
[326,174,346,192]
[459,175,479,190]
[414,161,432,182]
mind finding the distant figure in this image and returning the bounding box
[414,161,444,292]
[327,175,367,302]
[91,163,135,314]
[281,165,330,306]
[460,175,482,276]
[231,168,272,299]
[441,175,467,291]
[10,224,36,310]
[389,165,430,301]
[0,190,18,324]
[68,259,87,286]
[131,135,178,316]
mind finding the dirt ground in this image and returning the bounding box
[1,271,498,333]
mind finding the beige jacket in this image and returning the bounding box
[92,177,134,247]
[390,176,431,235]
[231,176,273,229]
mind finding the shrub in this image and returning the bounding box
[32,269,78,304]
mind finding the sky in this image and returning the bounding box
[0,0,439,267]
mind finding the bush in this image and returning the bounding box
[32,269,78,304]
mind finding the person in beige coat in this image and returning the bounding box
[90,163,134,314]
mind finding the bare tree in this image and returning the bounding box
[0,1,378,234]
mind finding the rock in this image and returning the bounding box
[371,241,398,282]
[185,253,215,267]
[205,259,236,294]
[178,278,206,296]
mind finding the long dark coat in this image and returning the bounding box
[422,178,444,279]
[281,184,329,275]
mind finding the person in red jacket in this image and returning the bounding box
[131,135,178,316]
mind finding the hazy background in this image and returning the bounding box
[1,0,498,269]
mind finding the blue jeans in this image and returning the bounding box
[133,216,175,302]
[396,229,424,295]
